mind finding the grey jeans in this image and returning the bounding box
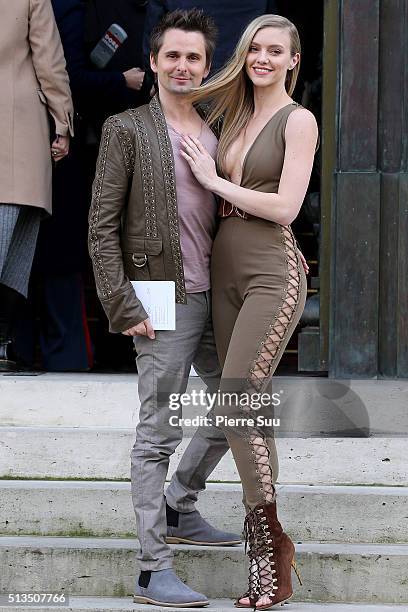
[131,291,230,571]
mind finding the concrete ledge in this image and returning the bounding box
[1,481,407,544]
[0,427,407,485]
[0,374,140,428]
[0,537,407,604]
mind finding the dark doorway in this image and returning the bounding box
[275,0,324,374]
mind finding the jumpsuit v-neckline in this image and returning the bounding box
[238,102,299,187]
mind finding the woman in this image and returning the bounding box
[0,0,74,370]
[180,14,318,610]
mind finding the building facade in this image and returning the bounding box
[299,0,408,379]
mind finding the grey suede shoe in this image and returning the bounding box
[133,568,209,607]
[166,501,241,546]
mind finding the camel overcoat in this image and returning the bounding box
[0,0,74,214]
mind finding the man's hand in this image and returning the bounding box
[298,250,309,275]
[122,317,155,339]
[123,67,145,90]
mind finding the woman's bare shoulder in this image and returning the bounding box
[285,106,318,138]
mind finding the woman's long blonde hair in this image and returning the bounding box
[190,15,301,175]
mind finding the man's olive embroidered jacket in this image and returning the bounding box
[88,95,209,333]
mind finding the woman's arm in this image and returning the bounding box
[181,108,318,226]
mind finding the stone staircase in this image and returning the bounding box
[0,373,407,611]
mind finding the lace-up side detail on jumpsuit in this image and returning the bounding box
[246,225,301,503]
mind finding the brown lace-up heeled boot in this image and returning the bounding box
[235,501,302,610]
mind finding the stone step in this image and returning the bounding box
[1,537,407,604]
[0,598,406,612]
[1,481,407,544]
[1,374,407,434]
[0,426,406,485]
[0,374,140,429]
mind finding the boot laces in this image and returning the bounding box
[244,507,278,605]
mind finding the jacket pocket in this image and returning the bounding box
[122,236,165,280]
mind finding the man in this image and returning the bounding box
[88,9,240,607]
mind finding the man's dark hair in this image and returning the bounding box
[150,9,218,68]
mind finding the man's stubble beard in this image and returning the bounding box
[168,83,195,96]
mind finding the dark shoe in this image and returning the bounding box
[235,501,302,609]
[133,569,209,607]
[165,501,241,546]
[0,340,18,372]
[0,285,23,372]
[0,340,36,373]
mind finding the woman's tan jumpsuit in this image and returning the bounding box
[211,103,307,510]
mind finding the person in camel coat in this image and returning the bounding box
[0,0,74,370]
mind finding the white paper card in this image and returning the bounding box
[130,281,176,330]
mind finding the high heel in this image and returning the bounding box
[235,502,300,610]
[291,558,302,586]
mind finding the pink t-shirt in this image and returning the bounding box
[167,121,218,293]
